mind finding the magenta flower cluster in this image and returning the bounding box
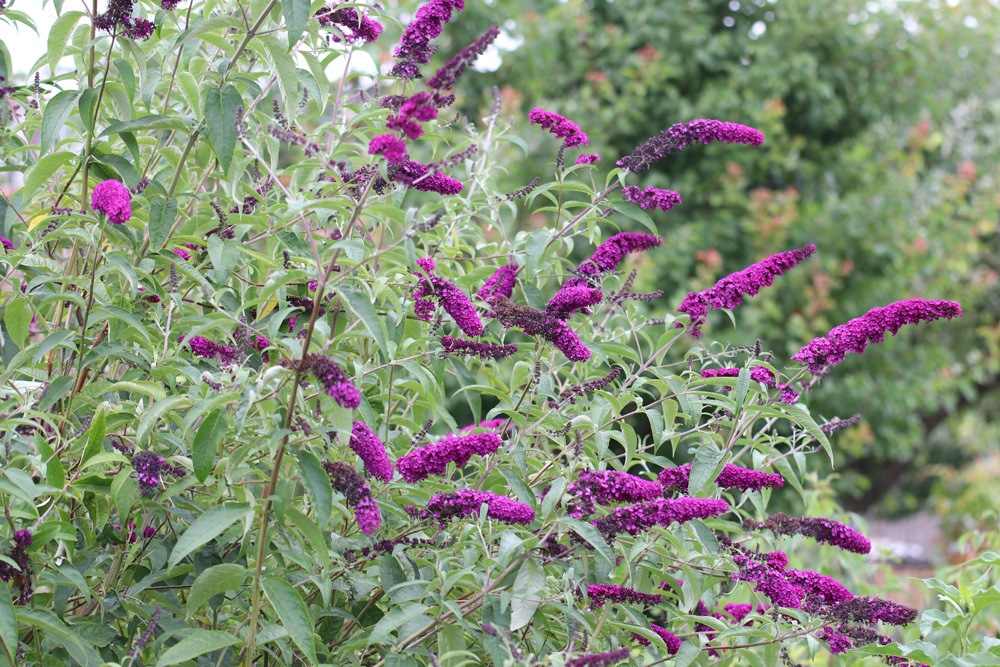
[412,259,483,335]
[348,421,394,482]
[565,647,631,667]
[565,470,663,519]
[423,489,535,525]
[131,450,186,495]
[91,179,133,223]
[528,108,589,147]
[792,299,963,376]
[323,461,382,534]
[477,263,519,301]
[677,244,816,338]
[179,335,240,365]
[574,153,601,165]
[488,296,592,361]
[368,134,409,164]
[750,513,872,554]
[546,285,603,318]
[701,366,776,385]
[658,462,784,494]
[617,118,765,173]
[396,432,503,482]
[0,236,12,251]
[428,25,500,92]
[592,497,730,539]
[388,92,438,140]
[622,185,683,212]
[389,159,464,195]
[315,4,383,43]
[94,0,155,40]
[391,0,465,79]
[301,354,361,409]
[586,584,665,609]
[577,232,663,278]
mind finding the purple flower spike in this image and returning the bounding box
[477,263,519,301]
[658,463,784,494]
[634,624,682,654]
[827,596,918,627]
[566,647,631,667]
[618,118,765,173]
[548,319,592,361]
[622,185,682,211]
[170,248,191,261]
[396,432,503,483]
[528,108,589,147]
[368,134,409,164]
[411,260,484,335]
[792,299,963,377]
[316,5,383,44]
[488,296,593,362]
[577,232,663,277]
[131,450,186,495]
[324,461,382,534]
[1,236,13,251]
[389,159,464,195]
[574,153,601,165]
[428,25,500,92]
[391,0,466,79]
[349,421,394,482]
[677,244,816,338]
[91,179,132,223]
[592,497,729,540]
[423,488,535,525]
[785,569,853,608]
[179,335,240,365]
[750,513,871,555]
[547,286,603,319]
[566,470,663,519]
[301,354,361,409]
[441,335,518,359]
[587,584,665,609]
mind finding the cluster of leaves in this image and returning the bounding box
[0,1,994,666]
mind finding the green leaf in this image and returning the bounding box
[688,445,725,496]
[187,564,247,615]
[368,603,429,645]
[262,577,318,665]
[47,11,85,72]
[36,436,65,489]
[147,197,177,252]
[82,406,106,466]
[207,234,243,283]
[167,503,251,571]
[22,151,76,201]
[78,88,98,133]
[18,609,103,667]
[282,0,311,47]
[258,34,299,115]
[111,465,135,521]
[3,296,31,349]
[296,450,332,529]
[784,404,834,465]
[192,409,228,483]
[340,287,389,358]
[674,639,701,667]
[157,630,241,666]
[101,115,188,137]
[558,517,615,569]
[380,554,406,598]
[40,90,80,155]
[510,557,544,631]
[204,84,241,172]
[0,584,17,667]
[732,367,751,411]
[136,395,192,446]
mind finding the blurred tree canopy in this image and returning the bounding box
[426,0,1000,514]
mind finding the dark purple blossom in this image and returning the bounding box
[617,118,765,173]
[161,0,180,9]
[323,461,382,534]
[179,335,240,365]
[0,530,33,604]
[396,432,503,482]
[94,0,157,41]
[170,248,191,261]
[348,421,394,482]
[566,470,663,519]
[574,153,601,165]
[701,366,776,387]
[826,596,918,627]
[586,584,664,609]
[528,108,589,147]
[389,159,464,195]
[785,569,854,609]
[677,244,816,338]
[391,0,466,79]
[477,263,518,301]
[592,497,729,540]
[731,551,805,609]
[546,286,603,319]
[423,489,535,525]
[566,647,631,667]
[411,260,483,335]
[387,92,438,139]
[368,134,409,164]
[91,179,132,223]
[0,236,12,251]
[633,624,682,654]
[658,463,784,494]
[440,335,518,359]
[792,299,963,376]
[142,525,157,539]
[722,603,770,623]
[427,25,500,92]
[315,4,383,43]
[301,354,361,409]
[749,513,872,555]
[488,296,592,361]
[820,414,863,436]
[550,367,623,406]
[816,627,852,654]
[131,450,186,495]
[622,185,682,211]
[577,232,663,278]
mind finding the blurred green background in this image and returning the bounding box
[435,0,1000,525]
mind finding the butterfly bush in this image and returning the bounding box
[0,0,964,664]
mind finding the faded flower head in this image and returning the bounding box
[91,179,133,224]
[323,461,382,534]
[622,185,682,212]
[301,354,361,409]
[748,513,871,555]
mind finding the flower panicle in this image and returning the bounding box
[747,513,871,555]
[528,108,589,147]
[348,421,394,482]
[586,584,664,609]
[440,335,518,360]
[622,185,682,211]
[396,432,503,483]
[422,488,535,525]
[428,24,501,92]
[565,647,631,667]
[323,461,382,534]
[566,469,662,519]
[593,497,730,540]
[658,462,784,494]
[617,118,764,173]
